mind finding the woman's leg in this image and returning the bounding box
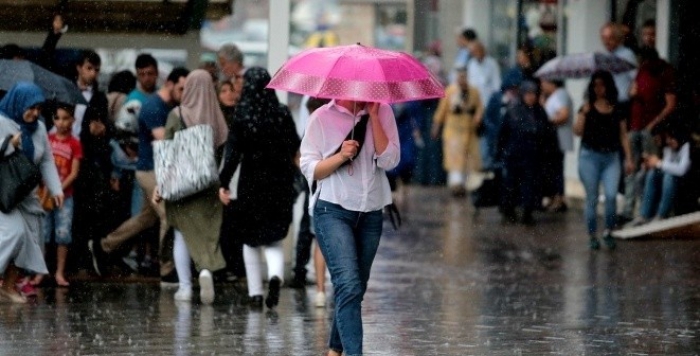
[578,149,602,236]
[243,245,264,297]
[314,200,381,356]
[640,169,661,219]
[173,230,192,292]
[264,241,284,282]
[656,173,679,218]
[54,197,74,287]
[314,242,326,293]
[600,152,622,232]
[263,241,284,308]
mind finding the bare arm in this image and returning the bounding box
[551,107,570,127]
[313,141,358,180]
[431,94,449,139]
[151,127,166,141]
[61,158,80,191]
[646,93,677,131]
[368,103,388,155]
[573,103,589,136]
[473,90,484,127]
[620,120,634,174]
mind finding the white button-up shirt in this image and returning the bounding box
[300,100,400,214]
[467,56,502,107]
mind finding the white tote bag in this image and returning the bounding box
[154,124,219,201]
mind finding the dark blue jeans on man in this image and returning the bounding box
[314,200,383,356]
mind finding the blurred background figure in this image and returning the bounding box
[198,52,219,83]
[541,79,574,213]
[432,67,483,197]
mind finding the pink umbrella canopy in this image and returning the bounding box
[267,44,444,103]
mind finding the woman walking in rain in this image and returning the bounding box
[0,82,63,303]
[574,70,633,250]
[158,70,229,304]
[219,67,300,309]
[431,66,483,197]
[300,98,400,356]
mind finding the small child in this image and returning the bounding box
[43,102,83,286]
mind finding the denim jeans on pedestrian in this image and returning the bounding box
[623,130,654,217]
[640,168,678,219]
[313,200,383,356]
[578,148,621,235]
[43,196,74,245]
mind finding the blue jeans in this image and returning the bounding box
[640,169,678,219]
[43,196,74,245]
[578,148,621,235]
[313,200,383,356]
[623,130,654,216]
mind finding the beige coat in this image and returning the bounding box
[433,84,483,173]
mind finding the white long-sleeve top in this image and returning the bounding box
[659,143,691,177]
[467,56,502,107]
[300,100,400,214]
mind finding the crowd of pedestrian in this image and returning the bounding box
[403,22,695,249]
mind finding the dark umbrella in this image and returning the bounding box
[0,59,86,105]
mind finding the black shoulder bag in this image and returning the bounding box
[0,135,42,213]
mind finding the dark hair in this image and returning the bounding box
[135,53,158,70]
[108,70,137,94]
[77,50,101,67]
[638,46,660,62]
[0,44,24,60]
[546,79,565,88]
[586,70,618,105]
[166,67,190,84]
[461,28,477,41]
[642,19,656,29]
[218,80,234,92]
[54,102,75,118]
[306,97,331,114]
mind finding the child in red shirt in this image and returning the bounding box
[43,103,83,287]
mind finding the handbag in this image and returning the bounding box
[153,111,219,201]
[0,135,42,213]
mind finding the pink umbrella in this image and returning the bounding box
[267,43,444,103]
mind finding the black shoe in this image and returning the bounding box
[501,209,517,225]
[160,270,179,289]
[603,233,617,250]
[287,276,306,289]
[265,276,281,308]
[520,212,535,226]
[589,236,601,250]
[616,215,633,228]
[87,240,105,276]
[249,295,263,308]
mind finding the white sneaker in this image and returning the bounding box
[626,217,648,228]
[314,291,326,308]
[174,287,192,302]
[199,269,215,305]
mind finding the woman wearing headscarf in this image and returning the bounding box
[431,66,483,197]
[0,82,63,303]
[160,70,229,304]
[219,67,300,309]
[497,81,557,225]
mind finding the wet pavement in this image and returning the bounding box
[2,186,700,355]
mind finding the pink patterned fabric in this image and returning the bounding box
[535,52,637,80]
[267,44,444,103]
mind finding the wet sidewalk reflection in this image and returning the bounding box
[1,186,699,355]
